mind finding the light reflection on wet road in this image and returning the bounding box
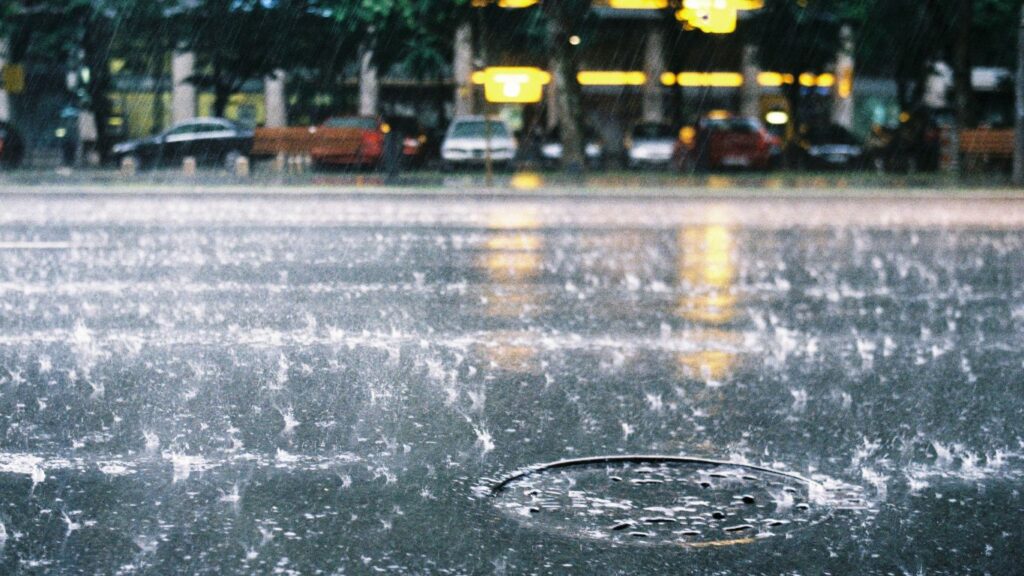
[0,193,1022,574]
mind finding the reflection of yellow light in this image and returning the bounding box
[676,72,744,87]
[477,331,538,372]
[486,233,542,252]
[677,293,737,325]
[677,225,737,325]
[765,110,789,125]
[577,71,646,86]
[677,349,736,381]
[511,172,543,190]
[473,67,551,104]
[481,251,541,283]
[681,537,757,549]
[487,208,539,230]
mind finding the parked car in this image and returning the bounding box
[624,122,677,168]
[111,117,253,169]
[539,125,605,169]
[386,116,431,168]
[790,124,866,170]
[441,116,517,169]
[0,121,25,168]
[310,116,388,168]
[680,115,781,171]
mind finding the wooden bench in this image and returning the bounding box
[252,126,364,158]
[960,128,1014,172]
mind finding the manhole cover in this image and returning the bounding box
[486,455,842,547]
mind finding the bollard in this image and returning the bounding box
[182,156,197,177]
[234,155,250,178]
[274,152,286,173]
[120,156,136,177]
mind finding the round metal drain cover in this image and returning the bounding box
[488,456,838,547]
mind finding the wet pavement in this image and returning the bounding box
[0,192,1022,574]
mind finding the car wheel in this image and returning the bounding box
[222,149,242,171]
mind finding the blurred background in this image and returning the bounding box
[0,0,1018,177]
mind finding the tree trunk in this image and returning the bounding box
[544,3,584,173]
[1014,4,1024,186]
[950,0,974,174]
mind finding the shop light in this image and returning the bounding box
[676,72,744,87]
[577,71,647,86]
[815,73,835,88]
[606,0,669,8]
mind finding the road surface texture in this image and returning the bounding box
[0,191,1022,574]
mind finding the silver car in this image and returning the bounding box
[625,122,676,168]
[441,116,518,169]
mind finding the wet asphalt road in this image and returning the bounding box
[0,192,1022,574]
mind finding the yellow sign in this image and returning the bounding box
[676,0,764,34]
[2,64,25,94]
[472,67,551,104]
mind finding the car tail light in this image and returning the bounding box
[363,130,384,154]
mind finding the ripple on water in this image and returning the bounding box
[485,456,865,548]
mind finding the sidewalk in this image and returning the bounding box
[0,166,1020,199]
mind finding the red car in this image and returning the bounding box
[311,116,387,168]
[678,115,781,171]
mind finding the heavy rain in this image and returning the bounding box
[0,1,1023,574]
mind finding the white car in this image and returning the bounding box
[539,125,605,169]
[625,122,676,168]
[441,116,518,169]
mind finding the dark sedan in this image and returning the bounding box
[0,121,25,168]
[111,117,253,169]
[791,124,867,170]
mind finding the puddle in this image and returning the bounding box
[486,456,862,547]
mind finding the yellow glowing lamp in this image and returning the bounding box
[577,71,647,86]
[473,67,551,104]
[678,6,738,34]
[606,0,669,8]
[676,0,763,34]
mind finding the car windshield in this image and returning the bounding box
[807,125,861,145]
[449,121,509,139]
[632,124,674,139]
[323,117,378,130]
[704,118,761,133]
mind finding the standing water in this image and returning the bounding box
[0,193,1021,574]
